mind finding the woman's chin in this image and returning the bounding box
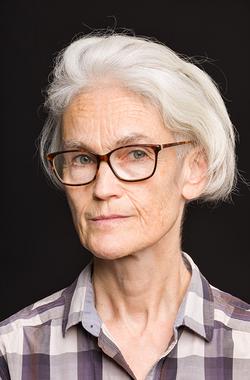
[93,251,129,261]
[84,237,134,261]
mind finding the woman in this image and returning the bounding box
[0,33,249,380]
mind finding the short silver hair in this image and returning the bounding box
[40,32,237,202]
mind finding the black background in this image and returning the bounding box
[1,0,250,322]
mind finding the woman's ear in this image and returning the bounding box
[181,147,208,201]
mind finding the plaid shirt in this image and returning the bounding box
[0,252,250,380]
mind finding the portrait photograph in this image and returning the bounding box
[1,1,250,379]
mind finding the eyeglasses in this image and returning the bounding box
[47,141,192,186]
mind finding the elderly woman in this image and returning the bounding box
[0,33,249,380]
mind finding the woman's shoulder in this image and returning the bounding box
[0,287,67,338]
[210,284,250,332]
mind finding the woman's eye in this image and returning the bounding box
[130,150,147,159]
[73,155,93,165]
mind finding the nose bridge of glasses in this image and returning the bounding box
[95,152,117,179]
[98,153,110,163]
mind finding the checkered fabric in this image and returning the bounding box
[1,252,250,379]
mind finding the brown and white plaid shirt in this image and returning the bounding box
[1,252,250,379]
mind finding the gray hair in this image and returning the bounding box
[40,32,237,202]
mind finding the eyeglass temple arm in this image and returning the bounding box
[161,140,193,149]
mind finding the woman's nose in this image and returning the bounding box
[92,161,123,200]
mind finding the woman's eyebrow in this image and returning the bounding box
[62,133,152,151]
[114,133,152,146]
[62,140,89,150]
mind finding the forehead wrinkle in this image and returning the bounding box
[63,98,148,134]
[65,87,159,121]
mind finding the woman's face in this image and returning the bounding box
[62,85,187,260]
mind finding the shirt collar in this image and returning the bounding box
[62,260,102,338]
[62,252,214,342]
[176,252,214,342]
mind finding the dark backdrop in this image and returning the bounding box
[1,0,250,321]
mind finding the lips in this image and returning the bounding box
[91,214,129,221]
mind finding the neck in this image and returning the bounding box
[92,240,191,331]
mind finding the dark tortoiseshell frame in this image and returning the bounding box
[47,141,193,186]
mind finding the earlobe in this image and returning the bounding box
[181,148,208,201]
